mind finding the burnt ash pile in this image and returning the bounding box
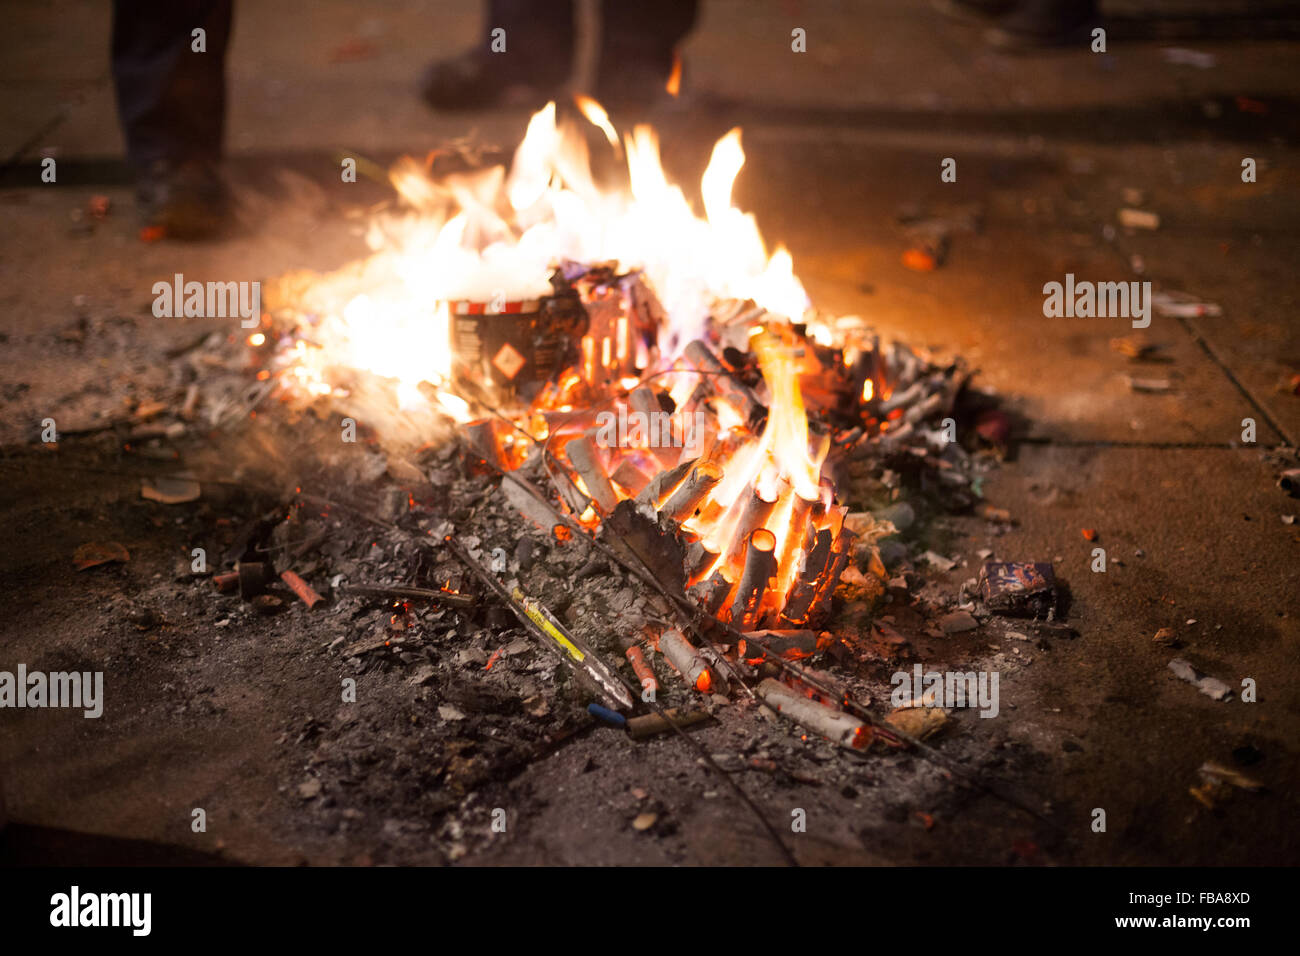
[125,291,1075,861]
[23,278,1073,861]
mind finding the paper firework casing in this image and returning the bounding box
[450,292,587,401]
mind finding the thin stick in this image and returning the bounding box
[298,493,398,531]
[345,583,475,608]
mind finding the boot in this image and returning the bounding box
[136,158,229,240]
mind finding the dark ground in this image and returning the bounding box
[1,1,1298,866]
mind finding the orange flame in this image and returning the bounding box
[275,100,808,421]
[666,53,682,97]
[575,94,620,152]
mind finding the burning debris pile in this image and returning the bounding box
[206,101,1003,765]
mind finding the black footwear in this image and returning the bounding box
[985,0,1098,49]
[420,49,568,111]
[136,159,229,240]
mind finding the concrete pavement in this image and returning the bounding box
[1,0,1296,864]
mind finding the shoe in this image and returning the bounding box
[420,49,568,112]
[985,0,1098,49]
[136,159,229,240]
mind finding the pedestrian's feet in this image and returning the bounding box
[137,159,229,240]
[420,49,567,111]
[985,0,1098,49]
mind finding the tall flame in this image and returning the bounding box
[277,99,808,417]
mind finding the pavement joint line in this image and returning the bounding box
[1098,226,1297,450]
[1175,313,1297,448]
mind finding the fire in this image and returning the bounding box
[270,101,871,631]
[665,53,682,97]
[573,95,619,153]
[273,99,807,413]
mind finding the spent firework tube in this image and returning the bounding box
[758,678,872,749]
[625,645,658,696]
[659,628,717,694]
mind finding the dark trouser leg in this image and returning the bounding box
[111,0,232,174]
[485,0,574,75]
[599,0,698,77]
[422,0,572,110]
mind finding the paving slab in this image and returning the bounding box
[734,137,1289,444]
[944,442,1299,864]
